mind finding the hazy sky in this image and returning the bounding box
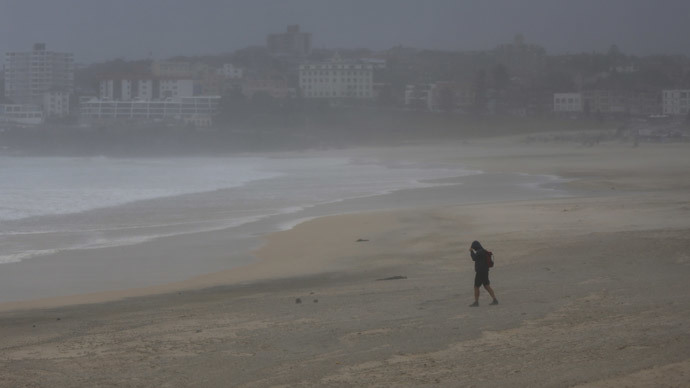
[2,0,689,63]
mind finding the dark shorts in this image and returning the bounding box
[474,270,490,287]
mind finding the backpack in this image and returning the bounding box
[486,250,494,268]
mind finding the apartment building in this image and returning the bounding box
[299,58,374,99]
[404,84,436,110]
[662,89,690,116]
[218,64,244,79]
[0,104,43,125]
[553,93,583,113]
[99,78,194,101]
[583,90,661,116]
[3,43,74,108]
[42,90,70,118]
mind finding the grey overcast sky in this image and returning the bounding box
[2,0,689,63]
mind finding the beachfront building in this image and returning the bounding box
[582,90,662,117]
[553,93,583,114]
[0,104,44,125]
[404,84,436,110]
[99,78,195,101]
[159,79,194,99]
[662,89,690,116]
[401,82,475,112]
[267,25,312,57]
[298,57,374,100]
[79,96,220,127]
[3,43,74,120]
[3,44,74,106]
[42,90,71,118]
[100,78,155,101]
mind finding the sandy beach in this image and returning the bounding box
[2,135,690,387]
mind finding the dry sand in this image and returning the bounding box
[2,136,690,387]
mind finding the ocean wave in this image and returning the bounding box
[0,156,282,221]
[0,155,490,265]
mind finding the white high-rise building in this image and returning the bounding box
[3,43,74,105]
[299,57,374,99]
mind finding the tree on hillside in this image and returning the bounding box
[216,86,249,126]
[607,44,624,67]
[376,84,397,107]
[437,86,455,112]
[472,69,487,115]
[0,76,6,103]
[492,64,510,90]
[541,71,575,92]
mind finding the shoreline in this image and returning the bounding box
[0,144,572,309]
[0,171,570,311]
[2,138,690,386]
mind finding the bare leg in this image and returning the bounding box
[474,286,480,302]
[484,284,497,300]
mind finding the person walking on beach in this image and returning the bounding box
[469,240,498,307]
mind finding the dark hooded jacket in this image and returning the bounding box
[470,240,489,272]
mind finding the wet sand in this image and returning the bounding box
[1,137,690,387]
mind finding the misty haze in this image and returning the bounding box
[1,1,690,387]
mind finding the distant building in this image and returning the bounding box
[197,72,226,96]
[0,103,43,125]
[404,84,436,110]
[98,78,194,101]
[159,79,194,99]
[583,90,661,116]
[298,56,374,99]
[3,43,73,111]
[402,82,476,112]
[621,90,662,116]
[662,89,690,116]
[218,64,244,79]
[267,25,312,57]
[553,93,583,113]
[612,64,638,74]
[79,96,220,127]
[359,58,387,70]
[42,90,70,118]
